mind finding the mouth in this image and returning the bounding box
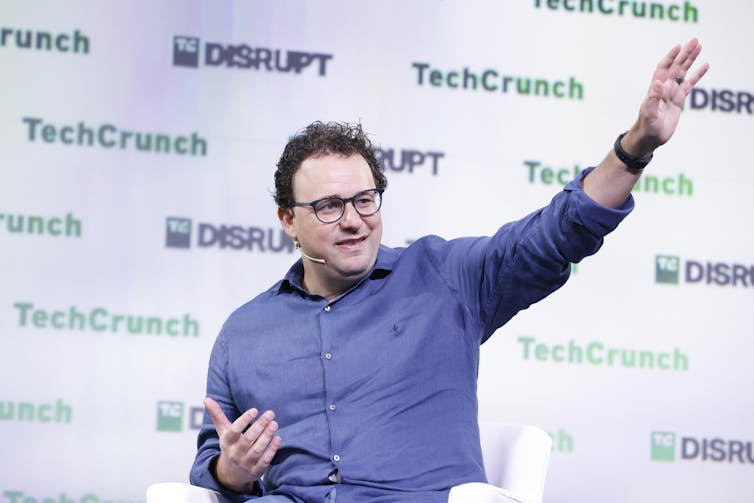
[336,236,367,249]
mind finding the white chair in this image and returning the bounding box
[147,422,552,503]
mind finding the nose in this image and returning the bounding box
[339,200,361,228]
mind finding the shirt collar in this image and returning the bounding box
[278,244,397,295]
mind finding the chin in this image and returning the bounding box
[333,260,372,279]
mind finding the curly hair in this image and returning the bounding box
[273,121,387,208]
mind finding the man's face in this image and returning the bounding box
[278,153,383,297]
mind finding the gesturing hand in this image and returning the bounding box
[204,396,283,493]
[635,38,709,153]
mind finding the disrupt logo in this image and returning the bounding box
[173,35,333,76]
[655,255,754,287]
[157,401,203,432]
[651,431,754,464]
[373,147,445,175]
[165,217,294,253]
[690,87,754,114]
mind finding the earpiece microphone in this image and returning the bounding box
[295,239,327,265]
[301,251,327,265]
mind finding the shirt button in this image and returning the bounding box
[324,305,331,312]
[324,353,332,360]
[328,404,337,411]
[333,454,341,462]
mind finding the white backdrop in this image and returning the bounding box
[1,1,752,502]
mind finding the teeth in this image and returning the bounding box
[340,238,362,245]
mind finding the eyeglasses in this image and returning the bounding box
[292,188,384,224]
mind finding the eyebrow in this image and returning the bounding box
[315,189,374,200]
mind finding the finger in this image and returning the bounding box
[247,419,279,458]
[251,434,283,473]
[205,397,260,441]
[656,43,682,73]
[240,409,275,443]
[227,407,261,438]
[683,62,709,89]
[204,396,232,432]
[677,40,702,74]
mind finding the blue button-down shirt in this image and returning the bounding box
[190,170,632,502]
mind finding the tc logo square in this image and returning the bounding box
[166,217,192,248]
[157,401,184,432]
[173,36,200,67]
[651,431,676,461]
[655,255,680,284]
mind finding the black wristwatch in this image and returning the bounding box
[614,132,653,170]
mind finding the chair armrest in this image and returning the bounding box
[146,482,233,503]
[479,422,552,503]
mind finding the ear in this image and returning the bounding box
[278,207,296,240]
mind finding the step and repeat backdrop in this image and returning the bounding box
[1,1,752,502]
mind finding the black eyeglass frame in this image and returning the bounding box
[291,188,385,224]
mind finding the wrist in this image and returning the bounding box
[213,454,258,494]
[614,131,653,170]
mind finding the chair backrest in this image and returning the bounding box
[478,421,552,503]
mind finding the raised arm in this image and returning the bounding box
[583,38,709,208]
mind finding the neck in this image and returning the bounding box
[301,270,362,301]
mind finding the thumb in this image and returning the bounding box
[203,396,231,434]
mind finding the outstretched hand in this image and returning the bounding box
[204,396,282,493]
[633,38,709,154]
[583,39,709,208]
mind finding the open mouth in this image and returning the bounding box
[336,236,367,248]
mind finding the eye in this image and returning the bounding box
[316,198,342,213]
[355,193,376,206]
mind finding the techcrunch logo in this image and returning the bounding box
[22,117,207,156]
[518,336,689,371]
[373,147,445,175]
[2,491,142,503]
[1,27,89,54]
[549,428,574,454]
[656,255,754,287]
[533,0,699,23]
[157,400,203,432]
[0,211,81,238]
[525,160,694,197]
[413,63,583,100]
[165,217,294,253]
[0,398,72,424]
[13,302,199,337]
[173,35,332,76]
[651,431,754,464]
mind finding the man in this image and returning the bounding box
[190,40,708,502]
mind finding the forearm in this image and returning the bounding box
[582,128,647,209]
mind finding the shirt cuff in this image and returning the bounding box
[564,166,634,236]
